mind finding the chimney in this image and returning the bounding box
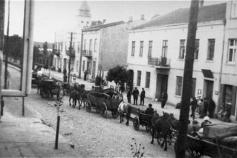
[128,16,133,22]
[199,0,204,7]
[103,19,106,24]
[140,14,145,20]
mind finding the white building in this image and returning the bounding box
[127,2,230,112]
[220,0,237,120]
[52,1,91,79]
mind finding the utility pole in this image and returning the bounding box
[4,0,10,89]
[78,30,83,78]
[0,0,5,121]
[68,32,73,83]
[175,0,199,157]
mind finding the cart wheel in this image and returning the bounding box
[133,117,139,130]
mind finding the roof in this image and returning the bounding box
[134,3,226,30]
[83,21,125,32]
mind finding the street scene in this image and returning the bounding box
[1,0,237,158]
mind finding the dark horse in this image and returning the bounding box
[150,112,178,151]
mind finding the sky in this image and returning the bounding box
[6,0,227,42]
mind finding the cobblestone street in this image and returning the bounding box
[4,88,175,158]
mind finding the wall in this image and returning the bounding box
[127,21,225,105]
[99,23,128,71]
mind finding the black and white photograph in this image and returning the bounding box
[0,0,237,157]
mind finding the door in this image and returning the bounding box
[204,80,213,99]
[156,74,168,100]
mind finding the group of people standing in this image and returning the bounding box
[126,87,146,105]
[190,96,216,120]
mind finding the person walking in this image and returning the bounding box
[132,87,139,105]
[140,88,145,105]
[127,88,132,104]
[200,98,208,118]
[160,92,168,108]
[190,97,198,120]
[208,97,216,118]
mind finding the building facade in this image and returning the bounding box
[80,17,146,81]
[127,3,232,115]
[220,0,237,120]
[52,1,91,79]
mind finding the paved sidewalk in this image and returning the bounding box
[0,111,80,157]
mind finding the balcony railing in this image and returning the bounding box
[82,50,92,58]
[148,56,170,67]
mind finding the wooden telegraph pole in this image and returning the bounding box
[0,0,5,120]
[68,32,73,83]
[175,0,199,157]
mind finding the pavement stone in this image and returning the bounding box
[0,111,80,158]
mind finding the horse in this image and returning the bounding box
[118,101,132,126]
[150,111,173,151]
[69,84,79,108]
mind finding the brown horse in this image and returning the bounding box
[151,112,174,151]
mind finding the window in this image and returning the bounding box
[139,41,144,57]
[231,1,237,18]
[145,72,150,88]
[162,40,168,57]
[192,78,196,97]
[175,76,183,96]
[83,39,86,50]
[131,41,135,56]
[82,61,85,71]
[179,39,185,59]
[94,39,97,52]
[227,39,237,63]
[89,39,92,51]
[207,39,215,61]
[137,71,141,86]
[148,41,152,57]
[194,39,199,59]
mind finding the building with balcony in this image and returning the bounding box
[52,1,91,77]
[81,17,146,80]
[127,2,228,109]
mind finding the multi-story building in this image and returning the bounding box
[81,16,146,80]
[220,0,237,120]
[127,2,236,117]
[52,1,91,77]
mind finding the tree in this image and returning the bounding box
[106,66,128,84]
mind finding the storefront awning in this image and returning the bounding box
[202,69,213,79]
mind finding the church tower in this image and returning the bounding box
[78,1,91,29]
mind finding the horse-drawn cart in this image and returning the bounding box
[186,123,237,158]
[38,78,61,99]
[85,89,122,118]
[186,134,237,158]
[133,109,153,132]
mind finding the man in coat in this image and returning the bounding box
[161,92,168,108]
[132,87,139,105]
[140,88,145,105]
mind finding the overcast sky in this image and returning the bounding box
[7,0,227,42]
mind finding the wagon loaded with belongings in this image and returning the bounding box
[38,78,61,99]
[85,89,123,118]
[133,109,153,132]
[186,122,237,158]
